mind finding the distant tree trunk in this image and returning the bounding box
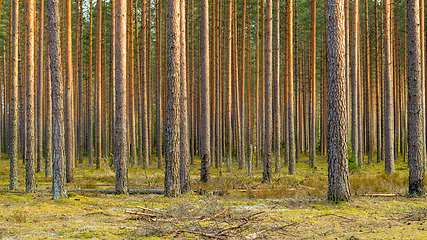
[88,1,93,166]
[110,0,116,163]
[375,0,382,163]
[326,0,351,202]
[164,0,181,197]
[384,0,395,173]
[127,0,136,168]
[180,0,190,193]
[365,0,373,165]
[141,0,149,169]
[48,0,67,200]
[95,0,103,169]
[263,0,273,183]
[115,0,129,194]
[25,0,36,193]
[309,0,316,168]
[407,0,425,197]
[288,0,296,175]
[200,0,210,182]
[352,0,360,165]
[273,0,280,172]
[226,0,233,172]
[37,0,44,174]
[77,0,83,165]
[46,31,52,178]
[65,0,74,182]
[156,0,163,169]
[9,0,19,190]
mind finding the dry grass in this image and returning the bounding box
[0,153,426,239]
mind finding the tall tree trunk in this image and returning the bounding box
[88,0,93,166]
[156,0,163,169]
[384,0,395,173]
[37,0,44,174]
[141,0,149,169]
[273,0,280,172]
[407,0,425,197]
[9,0,19,190]
[326,0,351,202]
[288,0,296,175]
[48,0,67,200]
[226,0,233,172]
[180,0,190,193]
[309,0,316,168]
[115,0,129,194]
[263,0,273,183]
[375,0,382,163]
[95,0,103,169]
[352,0,360,165]
[200,0,210,182]
[25,0,36,193]
[165,0,181,197]
[65,0,74,182]
[365,0,373,164]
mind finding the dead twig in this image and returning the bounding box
[313,213,353,221]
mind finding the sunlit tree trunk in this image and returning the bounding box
[65,0,74,182]
[156,0,163,169]
[88,1,93,166]
[25,0,36,193]
[9,0,19,190]
[115,0,129,194]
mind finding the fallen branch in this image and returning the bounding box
[70,189,164,194]
[360,193,405,197]
[313,213,353,221]
[176,230,226,240]
[231,205,277,221]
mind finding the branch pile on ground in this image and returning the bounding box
[125,202,294,239]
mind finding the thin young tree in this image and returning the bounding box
[164,0,181,197]
[25,0,36,193]
[200,0,210,182]
[48,0,67,200]
[115,0,129,195]
[407,0,425,197]
[9,0,19,190]
[263,0,273,183]
[95,0,102,169]
[326,0,351,202]
[141,0,149,168]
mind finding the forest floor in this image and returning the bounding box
[0,153,426,239]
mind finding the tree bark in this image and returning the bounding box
[48,0,67,200]
[65,0,74,182]
[164,0,181,197]
[384,0,395,173]
[263,0,273,183]
[407,0,425,197]
[115,0,129,195]
[25,0,36,193]
[326,0,351,202]
[9,0,19,190]
[309,0,317,168]
[200,0,210,182]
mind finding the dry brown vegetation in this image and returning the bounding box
[0,154,426,239]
